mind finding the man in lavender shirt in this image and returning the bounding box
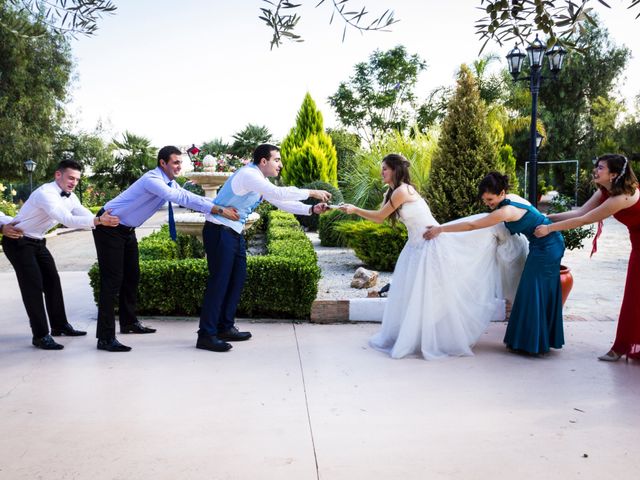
[92,146,240,352]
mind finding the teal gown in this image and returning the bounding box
[499,199,565,354]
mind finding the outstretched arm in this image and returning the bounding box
[339,187,413,224]
[424,208,510,240]
[547,190,603,222]
[534,194,632,237]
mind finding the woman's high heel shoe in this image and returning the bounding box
[598,350,628,362]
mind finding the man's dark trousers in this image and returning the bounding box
[199,221,247,336]
[1,236,68,337]
[92,224,140,340]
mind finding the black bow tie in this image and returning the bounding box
[60,191,71,198]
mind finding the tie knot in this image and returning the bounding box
[60,191,71,198]
[167,181,173,187]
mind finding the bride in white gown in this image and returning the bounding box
[339,154,527,360]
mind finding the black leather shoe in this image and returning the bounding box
[51,323,87,337]
[196,335,232,352]
[217,326,252,342]
[120,321,156,334]
[97,338,132,352]
[32,335,64,350]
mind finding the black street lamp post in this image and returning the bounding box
[506,36,567,207]
[24,159,37,194]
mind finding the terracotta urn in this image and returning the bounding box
[559,265,574,306]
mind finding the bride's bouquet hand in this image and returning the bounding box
[423,225,441,240]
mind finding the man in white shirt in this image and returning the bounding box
[2,160,119,350]
[197,143,331,352]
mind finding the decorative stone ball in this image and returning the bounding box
[202,154,216,171]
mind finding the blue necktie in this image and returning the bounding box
[167,181,177,241]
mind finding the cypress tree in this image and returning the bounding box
[281,93,338,186]
[426,65,499,222]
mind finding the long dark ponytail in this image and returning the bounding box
[382,153,414,223]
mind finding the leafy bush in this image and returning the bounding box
[181,181,205,197]
[318,209,359,247]
[341,128,438,210]
[0,199,18,217]
[88,211,320,318]
[547,195,595,250]
[336,220,407,271]
[138,225,205,260]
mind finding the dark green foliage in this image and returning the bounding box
[0,7,73,181]
[328,45,427,143]
[296,181,344,231]
[426,65,499,223]
[327,128,361,182]
[281,93,338,187]
[88,211,320,318]
[200,138,231,157]
[138,225,205,261]
[92,131,156,192]
[497,144,520,195]
[318,209,359,247]
[336,221,407,271]
[230,124,273,159]
[547,195,595,250]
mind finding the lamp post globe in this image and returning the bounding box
[24,159,37,194]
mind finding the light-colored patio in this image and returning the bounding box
[0,273,638,479]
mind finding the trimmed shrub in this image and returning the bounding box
[426,64,500,223]
[88,211,320,318]
[280,93,338,187]
[336,220,407,271]
[318,209,359,247]
[138,225,205,260]
[297,180,344,231]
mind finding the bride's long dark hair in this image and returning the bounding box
[383,153,414,223]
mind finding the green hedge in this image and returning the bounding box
[138,225,205,260]
[88,211,320,318]
[336,220,407,271]
[318,209,359,247]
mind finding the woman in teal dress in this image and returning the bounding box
[424,172,565,355]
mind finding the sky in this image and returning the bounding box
[67,0,640,148]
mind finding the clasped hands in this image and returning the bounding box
[95,209,120,227]
[309,189,332,214]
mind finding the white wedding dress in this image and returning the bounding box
[369,197,528,360]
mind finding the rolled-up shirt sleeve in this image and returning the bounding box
[269,199,313,216]
[36,190,95,229]
[238,169,310,203]
[143,176,214,214]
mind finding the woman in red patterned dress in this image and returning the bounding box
[534,154,640,361]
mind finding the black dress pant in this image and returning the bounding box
[92,224,140,340]
[2,236,68,338]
